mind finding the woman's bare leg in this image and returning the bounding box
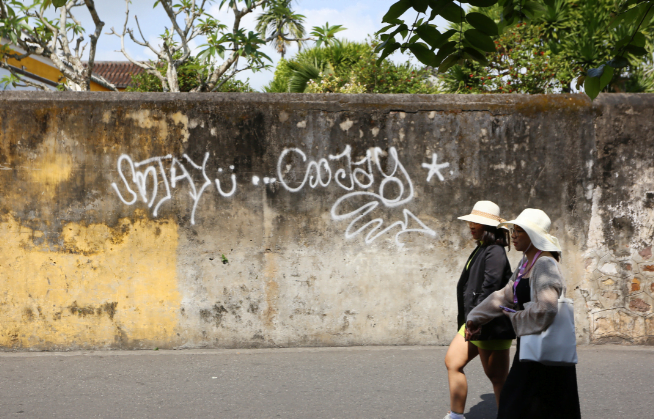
[477,348,511,408]
[444,333,479,414]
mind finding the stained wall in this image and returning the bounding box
[0,92,651,350]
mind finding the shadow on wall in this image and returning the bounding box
[466,393,497,419]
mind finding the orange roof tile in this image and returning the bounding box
[90,61,144,89]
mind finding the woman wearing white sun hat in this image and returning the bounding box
[465,209,581,419]
[442,201,515,419]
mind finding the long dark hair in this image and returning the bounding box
[549,252,561,262]
[479,226,511,250]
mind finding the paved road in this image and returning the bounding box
[0,345,652,418]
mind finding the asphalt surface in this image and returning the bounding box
[0,345,652,418]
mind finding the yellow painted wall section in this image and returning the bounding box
[0,214,181,350]
[6,54,114,91]
[27,135,73,199]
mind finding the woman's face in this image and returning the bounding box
[511,225,532,252]
[467,222,485,241]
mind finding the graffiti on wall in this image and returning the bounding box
[111,152,236,225]
[112,146,449,246]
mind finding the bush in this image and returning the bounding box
[264,39,440,94]
[441,23,574,94]
[127,59,255,93]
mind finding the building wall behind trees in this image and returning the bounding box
[0,92,651,350]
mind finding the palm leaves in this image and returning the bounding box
[287,60,325,92]
[265,41,370,92]
[256,0,307,58]
[310,23,347,48]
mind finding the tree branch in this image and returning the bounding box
[211,64,254,91]
[57,2,74,63]
[265,33,313,43]
[184,0,207,39]
[84,0,106,90]
[201,0,270,91]
[108,0,172,90]
[33,6,84,88]
[134,16,164,58]
[0,0,8,18]
[159,0,192,62]
[0,61,51,91]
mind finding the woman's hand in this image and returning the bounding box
[465,320,481,341]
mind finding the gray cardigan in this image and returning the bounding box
[466,256,565,337]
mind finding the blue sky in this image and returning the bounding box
[48,0,450,90]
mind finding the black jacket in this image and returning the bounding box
[456,244,516,341]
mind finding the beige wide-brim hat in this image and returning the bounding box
[499,208,562,252]
[457,201,504,227]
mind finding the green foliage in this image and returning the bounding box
[0,0,95,90]
[310,23,347,48]
[440,22,574,93]
[437,1,654,96]
[126,59,254,92]
[263,58,295,92]
[0,72,22,90]
[123,0,273,92]
[0,1,33,45]
[378,0,654,99]
[376,0,509,73]
[264,41,371,92]
[256,0,307,57]
[198,29,271,69]
[265,38,440,94]
[376,0,548,72]
[584,0,654,98]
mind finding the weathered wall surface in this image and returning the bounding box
[0,92,651,350]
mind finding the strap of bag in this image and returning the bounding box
[513,250,542,305]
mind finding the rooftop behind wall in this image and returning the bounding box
[0,92,651,350]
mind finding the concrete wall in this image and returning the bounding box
[0,92,651,350]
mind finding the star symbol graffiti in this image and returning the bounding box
[422,153,450,182]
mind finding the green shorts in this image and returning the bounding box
[458,324,513,351]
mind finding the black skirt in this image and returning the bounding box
[497,339,581,419]
[498,272,581,418]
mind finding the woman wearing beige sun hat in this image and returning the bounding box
[442,201,515,419]
[465,209,581,419]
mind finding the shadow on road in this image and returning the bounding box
[466,393,497,419]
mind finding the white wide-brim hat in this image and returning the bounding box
[457,201,504,227]
[499,208,562,252]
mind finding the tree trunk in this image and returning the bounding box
[166,63,180,92]
[66,80,87,91]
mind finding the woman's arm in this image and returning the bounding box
[466,272,516,328]
[504,257,563,336]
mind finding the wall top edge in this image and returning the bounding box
[0,91,596,111]
[3,91,654,113]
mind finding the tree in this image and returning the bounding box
[0,0,116,91]
[126,56,255,92]
[256,0,309,58]
[264,38,441,94]
[109,0,272,92]
[376,0,513,75]
[377,0,654,99]
[577,0,654,98]
[440,21,577,93]
[456,1,654,94]
[310,22,347,48]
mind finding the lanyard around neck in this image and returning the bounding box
[513,250,543,305]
